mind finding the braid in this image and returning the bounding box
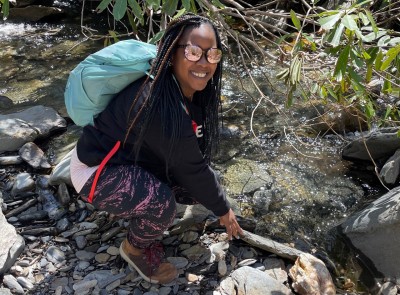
[125,13,223,166]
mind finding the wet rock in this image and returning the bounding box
[379,149,400,184]
[342,127,400,162]
[0,95,13,109]
[9,5,64,22]
[57,183,71,205]
[340,186,400,281]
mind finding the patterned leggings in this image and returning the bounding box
[80,164,177,249]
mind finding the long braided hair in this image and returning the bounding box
[125,13,223,166]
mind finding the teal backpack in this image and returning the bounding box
[65,40,157,126]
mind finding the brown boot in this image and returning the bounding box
[119,239,178,284]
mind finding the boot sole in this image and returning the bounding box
[119,242,159,284]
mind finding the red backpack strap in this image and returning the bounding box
[88,140,121,203]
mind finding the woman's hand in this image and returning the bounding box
[219,208,244,240]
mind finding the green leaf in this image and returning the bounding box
[348,68,365,91]
[173,8,186,19]
[146,0,160,10]
[127,11,138,33]
[1,0,9,19]
[290,9,302,31]
[334,44,350,82]
[113,0,127,21]
[330,23,345,47]
[128,0,144,25]
[375,49,384,70]
[96,0,113,12]
[381,44,400,71]
[149,30,165,44]
[108,30,120,43]
[319,13,341,30]
[384,106,392,120]
[163,0,178,16]
[365,100,375,119]
[342,14,358,31]
[358,12,369,26]
[365,9,378,34]
[326,86,339,100]
[182,0,191,10]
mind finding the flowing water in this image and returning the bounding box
[0,14,387,293]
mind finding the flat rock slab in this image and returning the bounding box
[0,105,66,153]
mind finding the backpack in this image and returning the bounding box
[64,40,157,126]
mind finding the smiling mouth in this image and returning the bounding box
[191,71,207,78]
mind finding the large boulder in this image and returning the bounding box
[0,105,66,153]
[340,186,400,282]
[342,127,400,162]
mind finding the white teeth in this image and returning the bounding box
[192,72,207,78]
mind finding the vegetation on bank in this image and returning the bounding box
[1,0,399,132]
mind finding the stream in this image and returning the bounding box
[0,11,387,293]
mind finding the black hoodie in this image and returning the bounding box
[76,77,230,216]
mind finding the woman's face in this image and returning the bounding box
[172,23,218,100]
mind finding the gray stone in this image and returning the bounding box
[220,266,293,295]
[10,172,35,197]
[75,250,96,261]
[46,246,66,264]
[2,275,24,295]
[340,186,400,282]
[0,288,13,295]
[49,148,73,187]
[16,277,34,289]
[342,127,400,162]
[0,105,66,153]
[57,183,71,205]
[0,156,23,165]
[380,149,400,184]
[0,209,25,275]
[19,142,51,169]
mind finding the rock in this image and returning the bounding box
[379,149,400,184]
[46,246,66,264]
[289,253,336,295]
[0,156,23,165]
[240,230,304,261]
[48,148,73,187]
[57,183,71,205]
[220,266,293,295]
[19,142,51,169]
[342,127,400,162]
[0,95,13,108]
[223,159,273,195]
[340,186,400,281]
[2,275,24,294]
[0,206,25,275]
[0,106,66,153]
[9,5,64,22]
[10,172,35,197]
[0,287,13,295]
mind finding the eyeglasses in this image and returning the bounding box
[177,44,222,64]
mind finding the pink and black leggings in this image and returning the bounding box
[79,164,179,249]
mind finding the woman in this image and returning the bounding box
[70,13,243,284]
